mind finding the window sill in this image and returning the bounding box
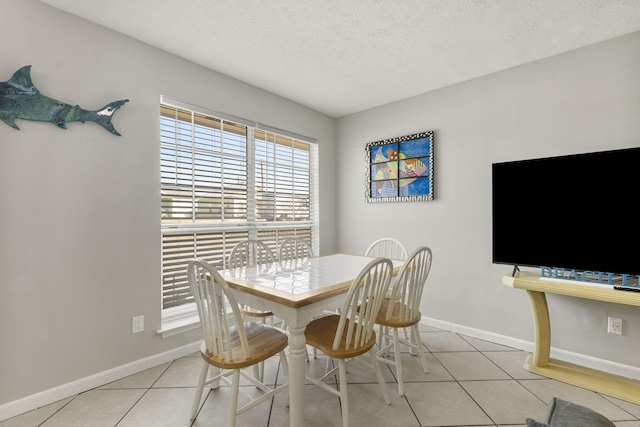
[157,304,200,338]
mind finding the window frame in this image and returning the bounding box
[158,96,318,336]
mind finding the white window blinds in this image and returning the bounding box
[254,129,311,222]
[160,99,317,310]
[160,106,248,224]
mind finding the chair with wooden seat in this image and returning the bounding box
[374,246,432,396]
[187,259,289,427]
[229,239,276,269]
[229,240,277,324]
[228,239,277,380]
[276,237,317,359]
[277,237,313,261]
[365,237,410,350]
[304,257,393,427]
[365,237,409,260]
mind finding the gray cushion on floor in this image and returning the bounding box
[525,418,551,427]
[526,397,616,427]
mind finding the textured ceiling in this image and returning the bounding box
[41,0,640,118]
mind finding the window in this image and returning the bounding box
[159,97,318,334]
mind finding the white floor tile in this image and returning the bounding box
[0,397,74,427]
[482,351,544,380]
[404,381,493,426]
[433,351,511,381]
[460,379,548,425]
[40,390,145,427]
[421,331,477,352]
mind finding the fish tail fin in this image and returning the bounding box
[86,99,129,136]
[1,116,20,130]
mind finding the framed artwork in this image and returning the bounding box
[365,131,434,202]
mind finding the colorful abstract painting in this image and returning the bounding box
[366,131,434,202]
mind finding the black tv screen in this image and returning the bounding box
[492,147,640,277]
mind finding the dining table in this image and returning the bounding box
[221,252,404,427]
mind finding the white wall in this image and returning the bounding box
[336,31,640,368]
[0,0,336,411]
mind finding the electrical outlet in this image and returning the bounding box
[607,317,622,335]
[132,315,144,333]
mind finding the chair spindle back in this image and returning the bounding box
[385,246,432,322]
[229,239,275,268]
[365,237,409,260]
[278,237,313,261]
[187,259,250,360]
[334,257,393,352]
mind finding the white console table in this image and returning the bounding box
[503,271,640,405]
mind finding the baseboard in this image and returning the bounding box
[420,316,640,381]
[0,341,201,422]
[547,348,640,381]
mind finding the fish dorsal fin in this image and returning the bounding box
[9,65,37,94]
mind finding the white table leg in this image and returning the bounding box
[287,325,307,427]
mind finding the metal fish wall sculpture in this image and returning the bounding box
[0,65,128,136]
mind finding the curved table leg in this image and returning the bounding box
[526,290,550,367]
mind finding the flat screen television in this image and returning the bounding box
[492,147,640,279]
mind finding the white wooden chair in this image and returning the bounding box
[187,259,289,426]
[365,237,410,349]
[229,240,276,324]
[229,239,276,269]
[228,239,277,380]
[304,257,393,427]
[374,246,432,396]
[277,237,313,261]
[276,237,317,359]
[365,237,409,260]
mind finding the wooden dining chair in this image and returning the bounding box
[187,259,289,427]
[365,237,410,349]
[374,246,432,396]
[276,236,318,359]
[304,257,393,427]
[365,237,409,260]
[228,239,277,325]
[229,239,276,269]
[228,239,278,380]
[277,237,313,261]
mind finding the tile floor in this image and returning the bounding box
[3,325,640,427]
